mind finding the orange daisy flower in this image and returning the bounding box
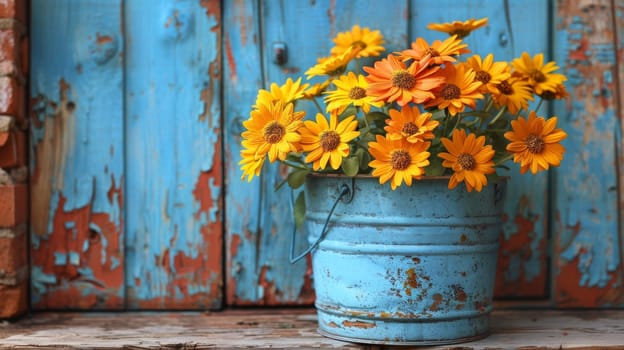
[384,105,439,143]
[492,78,534,114]
[504,111,567,174]
[425,63,483,116]
[439,129,495,192]
[464,54,511,94]
[364,54,445,106]
[427,17,488,38]
[511,52,567,95]
[368,135,431,190]
[399,35,469,65]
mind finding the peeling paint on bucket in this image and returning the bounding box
[304,174,504,345]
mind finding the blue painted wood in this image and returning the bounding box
[552,0,623,307]
[225,0,410,305]
[124,0,223,309]
[223,0,265,305]
[29,0,125,309]
[410,0,550,297]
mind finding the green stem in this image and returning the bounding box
[311,98,324,115]
[281,159,310,170]
[495,154,514,166]
[488,105,508,126]
[534,97,544,114]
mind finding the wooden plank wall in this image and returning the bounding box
[28,0,624,309]
[123,0,223,310]
[30,0,125,309]
[552,0,624,307]
[30,0,223,310]
[225,0,552,304]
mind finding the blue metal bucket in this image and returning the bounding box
[301,174,504,345]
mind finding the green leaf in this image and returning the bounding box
[339,105,359,119]
[294,192,306,230]
[365,111,389,123]
[425,156,446,176]
[287,168,310,189]
[341,156,360,176]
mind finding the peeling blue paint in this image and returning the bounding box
[124,0,222,308]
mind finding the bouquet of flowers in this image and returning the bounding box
[239,17,567,193]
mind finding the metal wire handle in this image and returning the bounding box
[289,183,352,264]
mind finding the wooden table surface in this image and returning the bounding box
[0,309,622,349]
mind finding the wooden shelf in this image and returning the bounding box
[0,309,623,349]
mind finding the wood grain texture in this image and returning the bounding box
[223,0,265,306]
[552,0,624,307]
[0,310,623,349]
[124,0,223,309]
[225,0,410,305]
[29,0,125,309]
[410,0,551,298]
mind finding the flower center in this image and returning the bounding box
[320,131,341,151]
[351,40,367,51]
[424,47,440,57]
[540,90,555,100]
[451,29,471,38]
[263,121,285,144]
[401,122,420,136]
[457,153,476,170]
[529,69,546,83]
[475,70,491,84]
[497,80,513,95]
[392,70,416,90]
[348,86,367,100]
[441,84,461,100]
[526,134,545,154]
[391,150,411,170]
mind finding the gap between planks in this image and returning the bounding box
[0,309,623,349]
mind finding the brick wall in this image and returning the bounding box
[0,0,28,319]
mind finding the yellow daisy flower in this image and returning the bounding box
[504,111,567,174]
[399,35,469,65]
[464,54,511,94]
[439,129,495,192]
[539,83,569,101]
[364,54,445,106]
[368,135,431,190]
[511,52,567,95]
[427,17,488,38]
[241,101,305,162]
[384,105,439,143]
[425,63,484,116]
[324,72,383,113]
[491,77,534,114]
[305,46,360,79]
[302,80,331,99]
[239,148,265,182]
[300,113,360,171]
[331,25,385,58]
[255,77,309,107]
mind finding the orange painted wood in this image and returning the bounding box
[551,0,624,307]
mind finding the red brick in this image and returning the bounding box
[0,129,26,168]
[0,226,27,278]
[0,282,27,318]
[0,1,27,22]
[0,76,24,117]
[0,28,21,77]
[0,184,27,227]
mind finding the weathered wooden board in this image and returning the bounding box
[410,0,551,298]
[124,0,223,309]
[1,310,623,349]
[223,0,265,305]
[29,0,125,309]
[225,0,410,305]
[551,0,624,307]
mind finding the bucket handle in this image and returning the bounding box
[289,181,353,264]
